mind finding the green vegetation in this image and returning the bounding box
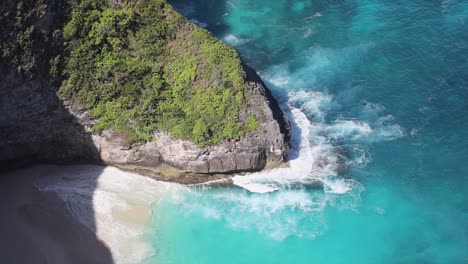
[0,0,65,78]
[1,0,259,147]
[59,0,258,146]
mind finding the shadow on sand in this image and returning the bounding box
[0,0,114,261]
[0,75,114,263]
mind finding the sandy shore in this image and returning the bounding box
[0,166,114,264]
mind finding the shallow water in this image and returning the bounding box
[35,165,170,264]
[145,0,468,263]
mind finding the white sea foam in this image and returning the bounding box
[237,182,279,193]
[233,89,361,194]
[325,120,373,140]
[167,175,365,240]
[303,27,314,38]
[204,51,403,239]
[35,165,172,264]
[223,34,250,46]
[288,90,333,121]
[163,186,331,240]
[322,178,357,194]
[233,82,402,196]
[233,108,314,188]
[233,106,343,194]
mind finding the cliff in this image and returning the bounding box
[0,0,290,183]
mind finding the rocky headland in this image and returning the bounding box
[0,0,290,183]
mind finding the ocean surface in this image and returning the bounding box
[38,0,468,263]
[148,0,468,263]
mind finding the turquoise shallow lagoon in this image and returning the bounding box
[144,0,468,263]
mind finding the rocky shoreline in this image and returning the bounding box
[82,63,291,184]
[0,0,291,183]
[0,63,290,184]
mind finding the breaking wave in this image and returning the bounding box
[232,89,403,195]
[155,82,403,241]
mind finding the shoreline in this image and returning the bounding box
[0,161,296,264]
[1,159,290,186]
[0,164,173,264]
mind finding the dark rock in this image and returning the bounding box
[0,77,100,170]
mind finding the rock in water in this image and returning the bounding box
[87,63,290,183]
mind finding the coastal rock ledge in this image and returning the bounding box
[0,0,290,183]
[0,65,290,184]
[73,64,291,183]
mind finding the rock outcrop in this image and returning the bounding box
[67,63,290,183]
[0,66,290,184]
[0,0,290,183]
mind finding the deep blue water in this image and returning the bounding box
[144,1,468,263]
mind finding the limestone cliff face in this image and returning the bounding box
[0,0,290,183]
[0,65,290,183]
[67,63,290,183]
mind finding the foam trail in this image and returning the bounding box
[152,91,379,241]
[159,185,332,240]
[35,165,173,264]
[233,106,345,194]
[223,34,250,46]
[232,85,403,195]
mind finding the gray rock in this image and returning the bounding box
[77,63,291,183]
[0,0,290,183]
[0,63,290,184]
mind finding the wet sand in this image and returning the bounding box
[0,166,114,264]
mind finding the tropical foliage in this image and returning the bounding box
[58,0,258,146]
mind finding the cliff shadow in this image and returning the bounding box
[0,74,114,263]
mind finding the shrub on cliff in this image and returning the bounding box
[0,0,65,79]
[58,0,258,146]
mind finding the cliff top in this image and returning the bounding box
[1,0,259,147]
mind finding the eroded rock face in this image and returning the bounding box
[0,68,289,184]
[0,0,290,183]
[72,63,291,183]
[0,77,100,168]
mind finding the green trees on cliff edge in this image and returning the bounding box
[1,0,259,147]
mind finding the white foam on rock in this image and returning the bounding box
[232,84,402,196]
[233,90,341,189]
[233,107,320,192]
[233,105,354,195]
[231,61,406,194]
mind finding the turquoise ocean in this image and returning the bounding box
[141,0,468,263]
